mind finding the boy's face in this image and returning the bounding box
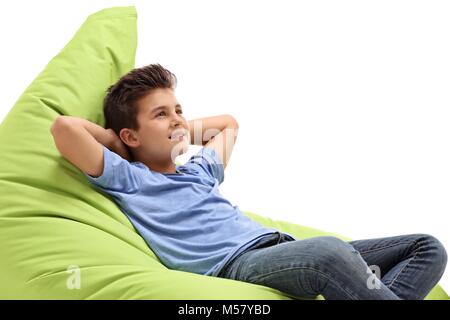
[120,88,190,163]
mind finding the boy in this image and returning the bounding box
[51,64,447,300]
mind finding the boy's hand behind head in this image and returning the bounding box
[105,129,132,162]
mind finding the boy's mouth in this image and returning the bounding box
[168,130,188,141]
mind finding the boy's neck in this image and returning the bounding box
[131,149,178,174]
[147,161,177,174]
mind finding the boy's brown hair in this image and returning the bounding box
[103,64,177,136]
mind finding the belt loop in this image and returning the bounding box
[276,231,282,244]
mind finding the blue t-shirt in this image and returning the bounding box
[84,146,294,277]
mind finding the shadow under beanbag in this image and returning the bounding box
[0,6,447,300]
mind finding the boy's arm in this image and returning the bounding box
[50,116,131,177]
[188,114,239,170]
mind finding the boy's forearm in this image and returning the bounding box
[52,116,115,149]
[188,114,238,146]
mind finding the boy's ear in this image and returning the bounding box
[119,128,140,148]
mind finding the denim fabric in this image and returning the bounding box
[217,233,447,300]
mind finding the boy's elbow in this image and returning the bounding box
[50,116,71,136]
[226,115,239,129]
[50,116,76,155]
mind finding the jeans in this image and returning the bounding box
[217,232,447,300]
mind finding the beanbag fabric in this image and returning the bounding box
[0,6,447,300]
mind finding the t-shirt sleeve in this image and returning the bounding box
[185,147,225,184]
[84,145,141,194]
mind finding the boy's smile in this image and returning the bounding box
[169,128,189,142]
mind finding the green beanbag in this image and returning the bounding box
[0,6,447,300]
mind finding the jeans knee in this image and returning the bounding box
[315,236,355,250]
[417,234,448,273]
[310,236,359,266]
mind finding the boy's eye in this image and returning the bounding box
[156,110,183,118]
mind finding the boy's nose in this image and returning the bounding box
[171,117,184,128]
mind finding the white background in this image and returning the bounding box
[1,0,449,292]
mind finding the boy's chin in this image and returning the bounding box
[169,143,189,161]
